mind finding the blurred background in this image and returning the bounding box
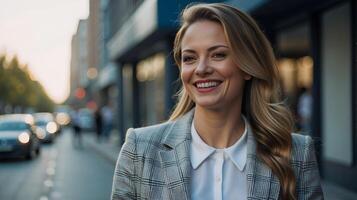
[0,0,356,199]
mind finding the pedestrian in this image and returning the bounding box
[71,109,82,148]
[94,107,103,142]
[101,104,113,141]
[297,87,313,133]
[111,3,323,200]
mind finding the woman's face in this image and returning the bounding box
[180,20,250,110]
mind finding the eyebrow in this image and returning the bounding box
[182,45,229,53]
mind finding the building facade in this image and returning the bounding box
[234,0,357,193]
[88,0,101,74]
[69,19,89,108]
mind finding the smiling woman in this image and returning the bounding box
[180,20,251,113]
[111,3,323,200]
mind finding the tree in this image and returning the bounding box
[0,54,54,113]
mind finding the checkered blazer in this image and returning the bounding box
[111,109,323,200]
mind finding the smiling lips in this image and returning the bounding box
[194,80,222,93]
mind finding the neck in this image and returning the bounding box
[193,106,245,148]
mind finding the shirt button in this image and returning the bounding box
[216,176,221,182]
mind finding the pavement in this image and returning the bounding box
[83,132,121,166]
[84,131,357,200]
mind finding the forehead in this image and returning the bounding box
[181,20,228,49]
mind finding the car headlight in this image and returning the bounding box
[36,127,46,139]
[18,132,30,144]
[56,112,70,125]
[46,122,58,134]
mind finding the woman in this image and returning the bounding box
[111,3,323,200]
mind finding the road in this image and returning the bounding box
[0,128,115,200]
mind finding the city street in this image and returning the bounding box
[1,0,357,198]
[0,128,115,200]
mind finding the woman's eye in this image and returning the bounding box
[182,56,195,63]
[212,53,226,60]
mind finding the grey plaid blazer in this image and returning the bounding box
[111,110,323,199]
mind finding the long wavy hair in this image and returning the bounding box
[169,3,296,199]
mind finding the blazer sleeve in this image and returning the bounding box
[297,135,324,200]
[111,128,137,200]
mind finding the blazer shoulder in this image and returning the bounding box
[290,133,315,161]
[291,134,323,199]
[291,133,311,146]
[124,121,174,153]
[133,121,173,140]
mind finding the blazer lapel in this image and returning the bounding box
[159,109,194,200]
[246,124,280,200]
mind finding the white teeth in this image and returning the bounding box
[196,82,219,88]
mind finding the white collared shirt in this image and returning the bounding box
[190,117,248,200]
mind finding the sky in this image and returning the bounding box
[0,0,89,104]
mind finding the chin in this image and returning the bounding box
[194,99,222,109]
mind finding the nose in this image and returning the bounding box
[195,58,213,76]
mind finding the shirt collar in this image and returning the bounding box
[190,121,216,169]
[190,116,248,171]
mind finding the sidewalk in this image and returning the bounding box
[84,132,121,165]
[322,181,357,200]
[84,132,357,199]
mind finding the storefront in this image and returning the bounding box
[244,0,357,191]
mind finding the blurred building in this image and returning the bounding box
[69,19,89,108]
[88,0,101,75]
[228,0,357,194]
[86,0,102,107]
[69,0,119,136]
[96,0,118,113]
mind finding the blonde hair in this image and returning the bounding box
[170,3,296,199]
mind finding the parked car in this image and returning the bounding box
[33,112,59,143]
[0,114,41,160]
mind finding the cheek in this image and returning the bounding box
[223,68,246,94]
[222,61,237,75]
[229,73,246,95]
[180,67,193,84]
